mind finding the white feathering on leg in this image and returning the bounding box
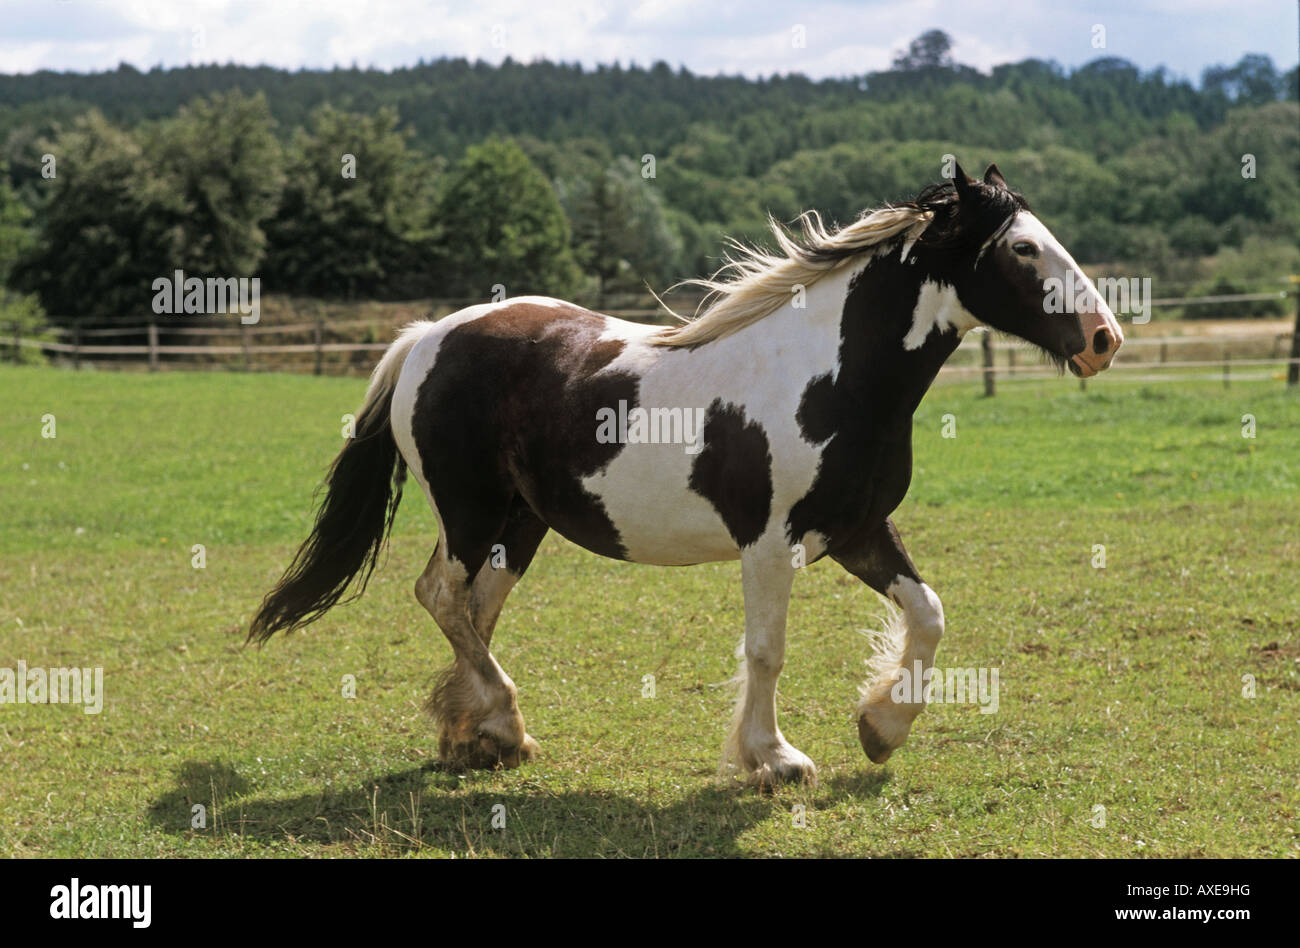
[859,596,907,706]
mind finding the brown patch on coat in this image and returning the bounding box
[687,399,773,549]
[411,300,639,565]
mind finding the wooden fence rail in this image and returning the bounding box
[8,317,1300,390]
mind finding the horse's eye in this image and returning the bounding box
[1012,240,1039,258]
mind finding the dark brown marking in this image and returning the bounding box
[688,399,773,549]
[831,518,923,598]
[412,301,639,563]
[796,372,837,444]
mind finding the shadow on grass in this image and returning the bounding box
[147,758,893,857]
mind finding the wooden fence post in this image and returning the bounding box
[240,322,251,371]
[314,316,324,376]
[1223,350,1230,388]
[72,321,81,370]
[1008,348,1015,377]
[148,321,159,372]
[10,322,19,364]
[982,331,995,397]
[1288,280,1300,387]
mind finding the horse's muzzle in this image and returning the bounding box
[1069,306,1124,377]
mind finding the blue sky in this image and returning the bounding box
[1,0,1295,82]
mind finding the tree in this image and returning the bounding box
[261,105,439,299]
[0,169,33,286]
[432,139,580,299]
[11,111,185,323]
[14,95,282,324]
[1202,54,1281,105]
[144,90,283,277]
[892,30,955,71]
[0,168,46,358]
[562,156,683,305]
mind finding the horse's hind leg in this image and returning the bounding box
[832,518,945,764]
[468,497,548,648]
[465,497,549,760]
[416,497,546,769]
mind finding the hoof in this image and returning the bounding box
[440,730,537,770]
[858,701,920,764]
[749,759,818,791]
[735,743,818,790]
[857,715,896,764]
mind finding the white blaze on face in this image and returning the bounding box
[998,211,1125,374]
[1000,212,1112,321]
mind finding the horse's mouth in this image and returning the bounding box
[1068,352,1110,378]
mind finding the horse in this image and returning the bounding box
[249,162,1123,787]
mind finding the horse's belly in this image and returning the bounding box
[578,442,742,565]
[592,502,742,566]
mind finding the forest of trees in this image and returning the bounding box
[0,31,1297,328]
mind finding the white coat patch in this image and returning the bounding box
[902,280,981,351]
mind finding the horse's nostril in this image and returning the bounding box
[1092,329,1110,354]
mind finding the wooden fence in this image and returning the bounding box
[949,327,1300,394]
[8,294,1300,392]
[6,307,667,375]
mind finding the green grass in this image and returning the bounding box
[1,365,1297,857]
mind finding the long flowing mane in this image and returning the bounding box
[650,177,1026,349]
[649,205,931,348]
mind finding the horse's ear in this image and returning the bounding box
[953,162,977,201]
[983,163,1008,190]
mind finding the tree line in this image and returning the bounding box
[1,32,1296,327]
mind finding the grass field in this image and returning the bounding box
[1,364,1297,857]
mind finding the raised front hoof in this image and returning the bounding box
[440,731,539,771]
[857,712,906,764]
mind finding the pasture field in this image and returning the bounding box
[1,364,1296,857]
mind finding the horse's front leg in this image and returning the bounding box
[832,518,945,764]
[724,537,816,788]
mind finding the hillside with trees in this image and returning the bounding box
[1,31,1296,327]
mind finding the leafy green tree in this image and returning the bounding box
[261,105,439,299]
[11,111,184,323]
[0,168,47,361]
[893,30,955,71]
[1202,54,1282,105]
[144,90,283,277]
[562,156,683,305]
[0,169,33,285]
[432,139,580,298]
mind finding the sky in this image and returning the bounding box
[0,0,1296,83]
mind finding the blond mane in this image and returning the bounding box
[650,205,933,349]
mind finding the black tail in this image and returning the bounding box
[248,376,407,644]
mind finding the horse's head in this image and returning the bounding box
[915,162,1123,377]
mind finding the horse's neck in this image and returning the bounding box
[678,250,962,429]
[833,252,965,428]
[703,268,850,372]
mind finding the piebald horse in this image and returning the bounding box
[250,163,1122,786]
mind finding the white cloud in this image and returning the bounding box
[0,0,1293,78]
